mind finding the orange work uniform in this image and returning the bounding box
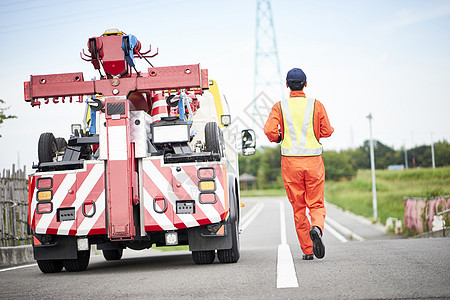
[264,90,334,255]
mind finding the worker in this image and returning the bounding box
[264,68,334,260]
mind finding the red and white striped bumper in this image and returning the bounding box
[29,161,106,236]
[143,157,228,232]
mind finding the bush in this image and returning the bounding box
[323,150,356,181]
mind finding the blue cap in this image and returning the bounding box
[286,68,306,83]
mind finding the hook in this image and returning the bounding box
[80,50,92,62]
[134,44,159,58]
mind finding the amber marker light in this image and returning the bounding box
[199,180,215,192]
[37,190,52,201]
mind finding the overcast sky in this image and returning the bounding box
[1,0,449,172]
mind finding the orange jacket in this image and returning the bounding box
[264,90,334,144]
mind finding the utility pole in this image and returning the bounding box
[403,146,408,169]
[367,113,377,220]
[431,132,435,169]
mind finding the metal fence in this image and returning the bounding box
[0,165,31,246]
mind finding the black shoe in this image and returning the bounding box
[302,254,314,260]
[309,226,325,259]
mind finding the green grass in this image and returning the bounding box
[240,188,286,197]
[239,167,450,227]
[153,244,189,252]
[325,167,450,224]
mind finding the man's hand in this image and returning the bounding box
[276,129,282,143]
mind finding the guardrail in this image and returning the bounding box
[0,165,31,246]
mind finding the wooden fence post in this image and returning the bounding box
[0,164,31,247]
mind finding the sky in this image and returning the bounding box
[0,0,449,173]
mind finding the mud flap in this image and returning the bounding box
[188,174,239,252]
[33,235,78,260]
[187,222,233,251]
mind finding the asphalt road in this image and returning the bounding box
[1,196,449,299]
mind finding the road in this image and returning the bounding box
[1,196,449,299]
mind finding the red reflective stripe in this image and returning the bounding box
[143,170,186,230]
[154,160,211,225]
[88,213,107,235]
[183,164,226,220]
[74,172,106,235]
[47,165,95,234]
[34,174,67,231]
[144,209,164,232]
[28,176,37,230]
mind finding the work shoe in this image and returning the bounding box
[302,254,314,260]
[309,226,325,259]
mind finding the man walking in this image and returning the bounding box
[264,68,334,260]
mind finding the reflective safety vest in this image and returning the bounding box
[280,97,322,156]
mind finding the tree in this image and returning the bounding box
[256,146,282,188]
[435,140,450,167]
[0,99,17,137]
[322,150,356,180]
[358,140,401,169]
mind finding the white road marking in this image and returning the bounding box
[325,217,365,242]
[277,200,298,289]
[324,220,348,243]
[240,201,265,232]
[0,263,37,272]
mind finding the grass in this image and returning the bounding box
[154,245,189,252]
[240,188,286,198]
[324,167,450,225]
[240,167,450,226]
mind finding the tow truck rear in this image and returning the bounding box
[24,29,256,273]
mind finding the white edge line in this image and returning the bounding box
[324,220,348,243]
[240,202,265,232]
[0,263,37,272]
[326,217,365,242]
[240,201,264,225]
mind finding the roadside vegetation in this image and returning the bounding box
[239,140,450,225]
[324,167,450,224]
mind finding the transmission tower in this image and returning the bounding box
[254,0,282,100]
[252,0,283,132]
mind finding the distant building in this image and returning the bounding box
[239,173,256,190]
[388,165,404,171]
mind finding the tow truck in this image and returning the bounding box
[24,29,256,273]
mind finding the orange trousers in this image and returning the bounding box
[281,155,326,255]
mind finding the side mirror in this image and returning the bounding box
[241,129,256,156]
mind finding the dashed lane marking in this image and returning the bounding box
[277,200,298,288]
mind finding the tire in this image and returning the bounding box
[192,250,215,264]
[102,249,123,261]
[37,259,63,273]
[38,132,58,163]
[63,250,90,272]
[55,137,67,153]
[217,219,240,263]
[205,122,223,158]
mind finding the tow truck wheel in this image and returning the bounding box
[205,122,223,158]
[102,249,123,261]
[63,250,90,272]
[55,137,67,153]
[192,250,215,264]
[217,219,240,263]
[37,259,63,273]
[38,132,58,163]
